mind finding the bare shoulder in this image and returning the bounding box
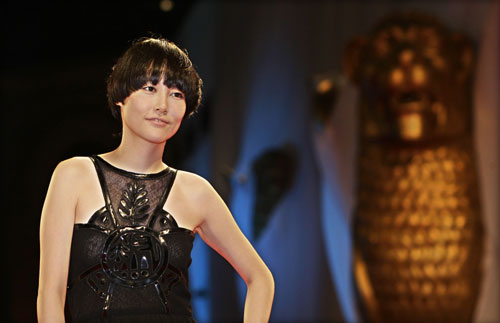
[176,170,217,202]
[50,157,95,188]
[42,157,96,225]
[55,156,93,173]
[176,169,213,191]
[174,170,227,216]
[164,170,220,231]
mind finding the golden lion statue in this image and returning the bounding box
[344,12,484,322]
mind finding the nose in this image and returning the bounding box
[154,98,168,115]
[155,105,167,114]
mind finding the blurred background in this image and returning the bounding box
[2,0,498,322]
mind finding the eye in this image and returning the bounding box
[170,90,185,99]
[142,85,156,92]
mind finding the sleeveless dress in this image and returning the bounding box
[65,156,196,322]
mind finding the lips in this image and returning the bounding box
[147,117,168,126]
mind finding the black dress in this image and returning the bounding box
[65,156,196,322]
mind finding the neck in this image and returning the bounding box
[103,132,167,174]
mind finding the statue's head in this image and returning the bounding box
[344,12,475,143]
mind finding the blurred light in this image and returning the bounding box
[400,49,414,65]
[159,0,174,12]
[316,78,333,94]
[412,64,426,85]
[390,68,404,85]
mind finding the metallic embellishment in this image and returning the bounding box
[102,283,114,319]
[118,182,150,224]
[101,226,168,288]
[154,282,170,314]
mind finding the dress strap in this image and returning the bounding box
[89,155,118,227]
[154,167,178,212]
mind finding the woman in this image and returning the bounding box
[37,37,274,322]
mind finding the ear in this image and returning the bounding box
[343,36,367,83]
[111,102,124,120]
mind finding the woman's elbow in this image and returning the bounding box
[266,268,275,292]
[248,266,275,293]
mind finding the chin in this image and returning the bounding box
[146,136,171,145]
[143,128,179,144]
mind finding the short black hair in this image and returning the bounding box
[107,37,203,120]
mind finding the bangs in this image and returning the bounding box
[107,37,202,121]
[128,57,189,94]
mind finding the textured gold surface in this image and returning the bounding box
[345,12,484,323]
[354,143,483,322]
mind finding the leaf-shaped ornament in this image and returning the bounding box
[118,182,150,224]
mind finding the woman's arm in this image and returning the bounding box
[190,174,275,322]
[37,159,81,323]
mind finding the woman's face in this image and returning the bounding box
[118,78,186,144]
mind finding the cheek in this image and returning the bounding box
[121,106,137,126]
[174,104,187,120]
[121,99,145,122]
